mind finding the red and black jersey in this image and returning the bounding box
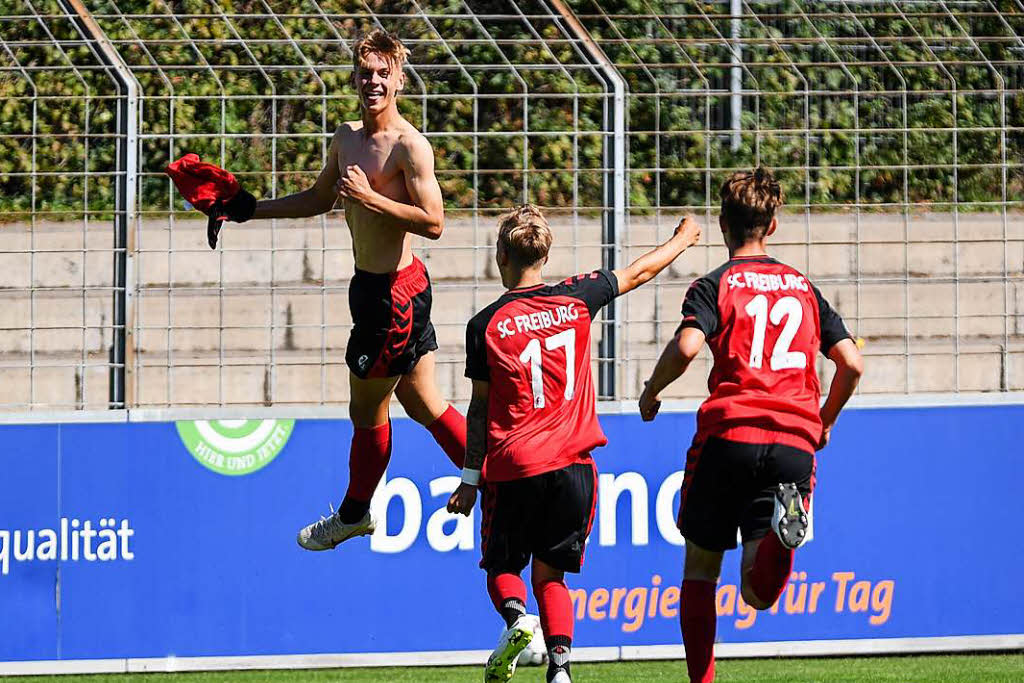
[681,255,852,454]
[466,270,619,482]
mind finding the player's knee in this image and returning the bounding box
[531,573,565,593]
[531,559,564,588]
[740,582,773,610]
[683,544,722,583]
[349,402,386,428]
[395,384,445,426]
[682,554,720,582]
[683,565,720,583]
[403,401,435,427]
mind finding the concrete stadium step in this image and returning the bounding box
[0,290,113,354]
[625,338,1024,397]
[6,214,1022,292]
[132,278,1024,353]
[3,213,1022,409]
[0,276,1020,355]
[4,337,1024,411]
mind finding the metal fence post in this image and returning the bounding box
[59,0,138,409]
[730,0,743,151]
[550,0,626,400]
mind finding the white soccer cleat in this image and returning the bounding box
[514,615,547,667]
[296,507,375,551]
[771,483,809,550]
[550,670,572,683]
[484,615,534,682]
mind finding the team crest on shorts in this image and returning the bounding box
[176,419,295,476]
[358,354,370,370]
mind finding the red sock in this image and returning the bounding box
[749,532,795,606]
[534,578,575,641]
[344,422,392,503]
[487,572,528,612]
[681,580,716,683]
[427,404,466,469]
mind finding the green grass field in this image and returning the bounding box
[11,654,1023,682]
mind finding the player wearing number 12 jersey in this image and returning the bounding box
[639,168,864,683]
[448,205,701,683]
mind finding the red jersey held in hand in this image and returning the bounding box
[680,256,852,454]
[466,270,620,482]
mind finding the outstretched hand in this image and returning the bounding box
[446,482,478,517]
[337,165,375,205]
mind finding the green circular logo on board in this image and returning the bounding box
[176,419,295,476]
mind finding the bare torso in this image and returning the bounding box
[337,120,420,273]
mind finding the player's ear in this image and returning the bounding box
[719,215,731,247]
[766,216,778,237]
[396,69,406,93]
[496,241,508,267]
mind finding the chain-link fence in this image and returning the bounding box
[0,0,127,410]
[1,0,1022,411]
[582,0,1024,399]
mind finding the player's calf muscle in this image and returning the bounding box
[740,582,773,610]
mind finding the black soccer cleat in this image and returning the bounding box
[770,483,809,550]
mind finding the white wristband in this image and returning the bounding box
[461,468,481,486]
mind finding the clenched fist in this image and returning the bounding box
[673,215,702,248]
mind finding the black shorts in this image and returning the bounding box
[480,460,598,575]
[346,257,438,379]
[678,436,815,552]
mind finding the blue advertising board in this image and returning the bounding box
[1,404,1022,671]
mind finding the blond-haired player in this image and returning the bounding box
[190,29,469,548]
[448,205,701,683]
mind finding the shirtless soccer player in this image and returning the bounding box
[448,206,702,683]
[183,30,467,548]
[638,168,865,683]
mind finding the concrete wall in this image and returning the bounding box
[2,211,1021,408]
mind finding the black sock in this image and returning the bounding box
[500,598,526,629]
[337,496,370,524]
[546,635,572,682]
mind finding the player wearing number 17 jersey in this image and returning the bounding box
[447,205,701,683]
[639,168,865,683]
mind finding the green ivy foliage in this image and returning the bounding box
[1,0,1021,219]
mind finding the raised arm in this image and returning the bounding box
[338,132,445,240]
[639,327,706,421]
[818,338,864,448]
[250,128,342,220]
[447,379,489,516]
[612,216,701,295]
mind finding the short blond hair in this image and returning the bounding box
[497,204,553,266]
[352,29,409,72]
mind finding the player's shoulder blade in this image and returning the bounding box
[697,259,742,288]
[685,258,754,303]
[498,283,575,314]
[558,271,602,287]
[551,270,618,313]
[472,286,554,335]
[469,294,517,334]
